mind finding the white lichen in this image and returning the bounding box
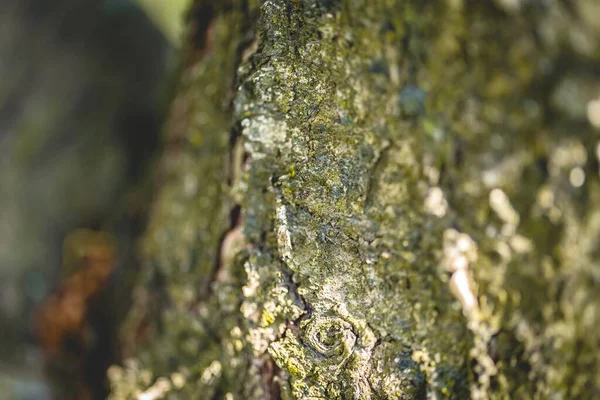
[424,187,449,217]
[443,229,478,314]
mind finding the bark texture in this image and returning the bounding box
[110,0,600,398]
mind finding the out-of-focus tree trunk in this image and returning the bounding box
[111,0,600,398]
[0,1,169,398]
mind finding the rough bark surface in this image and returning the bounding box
[110,0,600,399]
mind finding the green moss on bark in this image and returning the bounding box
[111,0,600,399]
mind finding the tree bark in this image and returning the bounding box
[110,0,600,399]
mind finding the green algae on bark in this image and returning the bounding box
[111,0,600,399]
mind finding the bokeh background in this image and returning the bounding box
[0,0,185,398]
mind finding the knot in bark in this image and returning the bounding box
[301,316,356,361]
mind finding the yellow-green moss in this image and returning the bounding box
[113,0,600,398]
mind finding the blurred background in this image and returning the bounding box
[0,0,187,398]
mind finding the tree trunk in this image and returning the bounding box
[110,1,600,398]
